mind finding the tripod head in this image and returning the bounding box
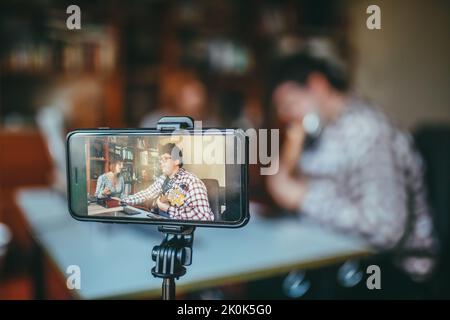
[151,225,195,279]
[151,225,195,300]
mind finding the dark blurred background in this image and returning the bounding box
[0,0,449,299]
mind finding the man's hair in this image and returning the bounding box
[159,143,183,168]
[267,52,349,97]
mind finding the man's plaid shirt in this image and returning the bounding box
[122,168,214,221]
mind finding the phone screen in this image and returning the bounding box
[67,129,248,227]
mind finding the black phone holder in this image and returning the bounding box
[156,116,194,131]
[151,116,196,300]
[151,225,195,300]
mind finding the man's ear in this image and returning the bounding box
[174,159,181,167]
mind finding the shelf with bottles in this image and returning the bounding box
[1,42,116,76]
[0,6,122,128]
[86,137,109,195]
[1,6,118,76]
[89,161,106,180]
[121,162,135,185]
[109,145,134,162]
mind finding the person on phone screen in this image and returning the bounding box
[266,47,438,282]
[95,157,126,199]
[121,143,214,221]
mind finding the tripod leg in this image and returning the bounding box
[162,278,175,300]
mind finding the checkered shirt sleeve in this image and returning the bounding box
[167,173,214,221]
[121,175,165,205]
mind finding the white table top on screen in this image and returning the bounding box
[16,187,372,299]
[87,203,162,219]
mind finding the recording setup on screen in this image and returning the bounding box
[67,129,249,227]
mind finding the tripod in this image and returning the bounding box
[151,116,196,300]
[151,225,195,300]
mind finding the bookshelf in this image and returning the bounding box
[1,1,349,131]
[0,4,122,128]
[86,137,108,196]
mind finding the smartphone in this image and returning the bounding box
[302,112,323,138]
[302,112,323,149]
[66,128,249,228]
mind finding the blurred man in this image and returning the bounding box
[266,52,437,281]
[122,143,214,221]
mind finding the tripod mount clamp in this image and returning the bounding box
[156,116,194,131]
[151,225,195,280]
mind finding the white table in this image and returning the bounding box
[16,187,372,299]
[87,202,165,220]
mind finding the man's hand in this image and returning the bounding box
[266,120,308,211]
[119,200,128,207]
[285,120,306,147]
[279,120,306,175]
[156,196,170,212]
[159,195,169,204]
